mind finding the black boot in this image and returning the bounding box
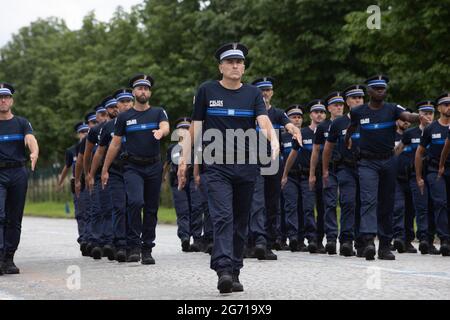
[317,242,327,254]
[280,241,290,251]
[393,238,406,253]
[298,241,309,252]
[103,245,116,261]
[340,241,354,257]
[127,248,141,263]
[307,240,318,254]
[418,240,429,254]
[80,243,89,256]
[86,243,94,257]
[91,246,103,260]
[141,248,156,265]
[190,240,202,253]
[255,244,266,260]
[272,239,282,251]
[405,241,418,254]
[440,240,450,256]
[265,248,278,261]
[204,241,213,255]
[363,238,376,261]
[2,253,20,274]
[116,248,127,263]
[378,242,396,260]
[289,238,298,252]
[429,244,441,255]
[232,274,244,293]
[181,238,190,253]
[325,241,337,255]
[217,272,233,294]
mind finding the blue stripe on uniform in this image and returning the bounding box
[207,108,255,118]
[361,121,396,130]
[431,138,446,145]
[0,134,24,142]
[126,123,159,133]
[352,133,361,140]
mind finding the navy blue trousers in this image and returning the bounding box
[91,176,113,246]
[409,174,431,242]
[323,172,339,242]
[124,161,163,250]
[189,177,208,241]
[77,188,91,244]
[0,167,28,255]
[171,182,191,241]
[393,178,415,241]
[426,170,450,241]
[109,170,127,249]
[336,166,360,243]
[204,164,258,275]
[248,174,266,246]
[358,157,396,244]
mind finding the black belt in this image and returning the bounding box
[335,158,358,169]
[0,161,26,169]
[360,150,394,160]
[126,155,161,166]
[111,159,124,171]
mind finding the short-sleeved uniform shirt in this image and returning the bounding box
[0,116,33,162]
[314,119,341,162]
[395,132,411,175]
[192,81,267,158]
[401,127,422,171]
[420,120,450,166]
[350,103,405,154]
[87,122,107,155]
[114,107,169,158]
[65,144,78,177]
[327,114,360,162]
[257,107,291,158]
[292,126,316,169]
[77,137,87,155]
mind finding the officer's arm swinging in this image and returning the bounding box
[281,149,299,189]
[57,165,70,188]
[344,124,357,149]
[101,136,122,187]
[309,145,320,190]
[89,146,106,190]
[154,121,170,140]
[177,122,197,190]
[400,111,420,124]
[74,152,84,197]
[414,145,427,194]
[285,123,302,143]
[395,141,406,156]
[83,140,95,178]
[257,115,280,159]
[438,138,450,177]
[25,134,39,171]
[322,141,336,186]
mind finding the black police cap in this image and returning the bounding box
[252,77,275,90]
[0,83,15,96]
[215,42,248,61]
[285,104,304,117]
[129,73,155,89]
[343,84,366,98]
[436,92,450,106]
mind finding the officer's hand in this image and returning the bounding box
[177,158,188,190]
[322,170,329,187]
[101,170,109,190]
[281,175,288,190]
[292,127,302,147]
[153,129,164,141]
[75,180,82,198]
[271,139,280,160]
[345,138,353,150]
[416,177,425,195]
[30,152,38,171]
[309,174,316,191]
[87,174,95,194]
[438,166,445,179]
[194,174,201,189]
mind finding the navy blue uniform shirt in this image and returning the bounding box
[350,103,405,154]
[65,144,78,176]
[281,131,300,170]
[420,120,450,165]
[115,106,169,158]
[292,126,317,169]
[315,119,341,161]
[401,127,422,169]
[395,132,411,174]
[77,137,87,155]
[327,115,360,162]
[0,116,33,162]
[192,81,267,155]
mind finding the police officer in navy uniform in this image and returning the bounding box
[57,122,89,255]
[281,105,307,251]
[282,100,326,254]
[177,43,281,294]
[102,74,170,265]
[0,83,39,275]
[419,92,450,257]
[248,77,300,261]
[322,85,365,257]
[310,91,345,255]
[89,89,134,262]
[392,114,416,253]
[344,75,421,260]
[395,100,436,254]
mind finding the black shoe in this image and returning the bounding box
[91,246,103,260]
[265,249,278,261]
[298,241,309,252]
[205,242,213,255]
[116,249,127,263]
[141,249,156,265]
[405,242,418,254]
[419,240,429,255]
[246,246,257,259]
[325,241,337,255]
[340,242,353,257]
[389,243,395,251]
[317,242,326,254]
[272,240,282,251]
[127,248,141,263]
[255,244,266,260]
[280,242,291,251]
[393,238,406,253]
[440,240,450,256]
[308,240,318,254]
[86,243,94,257]
[2,254,20,275]
[363,241,376,261]
[181,238,190,252]
[217,272,233,294]
[429,244,441,255]
[103,245,116,261]
[232,274,244,292]
[190,241,202,253]
[378,247,396,260]
[289,238,298,252]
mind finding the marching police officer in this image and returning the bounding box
[344,75,420,260]
[322,85,365,257]
[0,83,39,275]
[102,74,170,265]
[89,89,134,262]
[282,100,327,254]
[57,122,89,255]
[395,100,437,254]
[177,43,281,294]
[418,92,450,256]
[248,77,300,261]
[310,91,345,255]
